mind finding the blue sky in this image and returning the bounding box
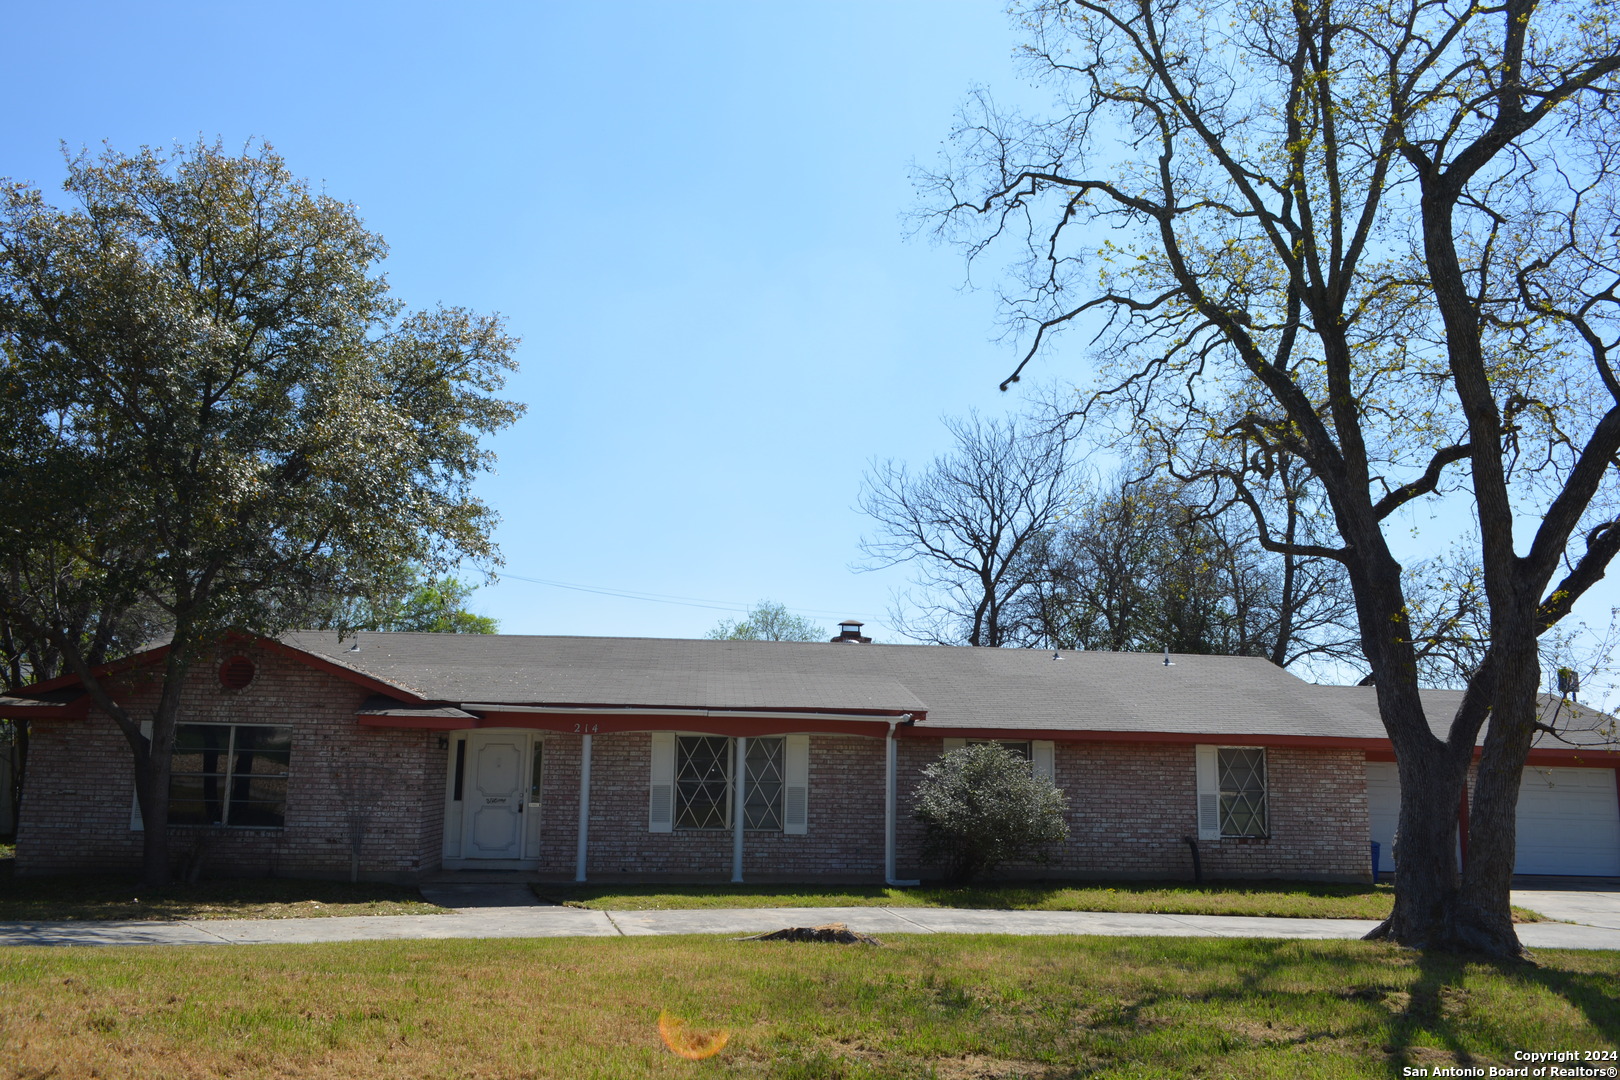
[7,0,1053,642]
[7,2,1616,695]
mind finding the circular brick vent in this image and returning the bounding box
[219,655,256,690]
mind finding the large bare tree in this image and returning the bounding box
[857,411,1076,646]
[922,0,1620,954]
[1021,464,1361,673]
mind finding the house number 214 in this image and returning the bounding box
[572,723,600,734]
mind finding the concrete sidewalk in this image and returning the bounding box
[2,890,1618,949]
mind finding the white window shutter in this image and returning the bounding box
[130,721,153,831]
[648,732,676,832]
[943,738,966,754]
[1032,741,1056,785]
[1195,744,1221,841]
[783,734,810,835]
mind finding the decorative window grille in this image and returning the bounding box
[744,738,785,830]
[673,735,788,831]
[1218,747,1268,837]
[675,736,732,830]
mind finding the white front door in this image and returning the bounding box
[462,731,528,859]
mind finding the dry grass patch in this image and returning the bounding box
[1,935,1613,1079]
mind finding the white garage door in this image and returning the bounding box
[1364,762,1620,877]
[1367,761,1400,876]
[1515,766,1620,876]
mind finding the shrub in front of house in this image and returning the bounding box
[914,743,1069,882]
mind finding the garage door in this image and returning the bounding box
[1364,762,1620,876]
[1514,766,1620,876]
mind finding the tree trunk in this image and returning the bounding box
[1367,742,1469,948]
[116,636,197,889]
[1450,637,1541,956]
[130,731,173,889]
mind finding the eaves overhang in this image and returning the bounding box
[356,702,922,737]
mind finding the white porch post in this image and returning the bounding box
[732,736,747,883]
[574,733,592,882]
[885,716,919,887]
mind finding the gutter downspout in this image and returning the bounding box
[574,733,592,882]
[886,715,920,887]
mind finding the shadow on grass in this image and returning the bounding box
[1377,948,1620,1076]
[1148,938,1620,1079]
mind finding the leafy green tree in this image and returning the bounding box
[706,600,825,642]
[325,566,498,634]
[913,743,1069,882]
[0,141,523,885]
[922,0,1620,954]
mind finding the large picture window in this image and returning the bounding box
[673,735,787,831]
[169,723,291,828]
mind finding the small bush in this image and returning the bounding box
[914,743,1069,882]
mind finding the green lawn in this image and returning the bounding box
[0,868,446,920]
[0,935,1613,1078]
[538,880,1547,922]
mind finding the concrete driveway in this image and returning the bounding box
[1513,884,1620,933]
[0,887,1616,949]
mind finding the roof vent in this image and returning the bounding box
[832,620,872,644]
[219,655,256,690]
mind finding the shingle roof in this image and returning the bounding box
[279,632,1385,739]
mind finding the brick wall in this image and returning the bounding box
[15,646,1370,884]
[14,643,445,882]
[566,732,887,883]
[895,738,1370,883]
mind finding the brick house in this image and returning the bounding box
[5,628,1616,882]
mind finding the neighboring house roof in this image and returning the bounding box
[1317,686,1617,751]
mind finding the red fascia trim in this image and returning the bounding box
[356,714,476,731]
[490,702,924,720]
[19,643,171,695]
[1522,747,1620,767]
[479,712,895,738]
[358,711,901,738]
[15,632,427,706]
[0,699,90,721]
[906,727,1391,750]
[1357,747,1616,767]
